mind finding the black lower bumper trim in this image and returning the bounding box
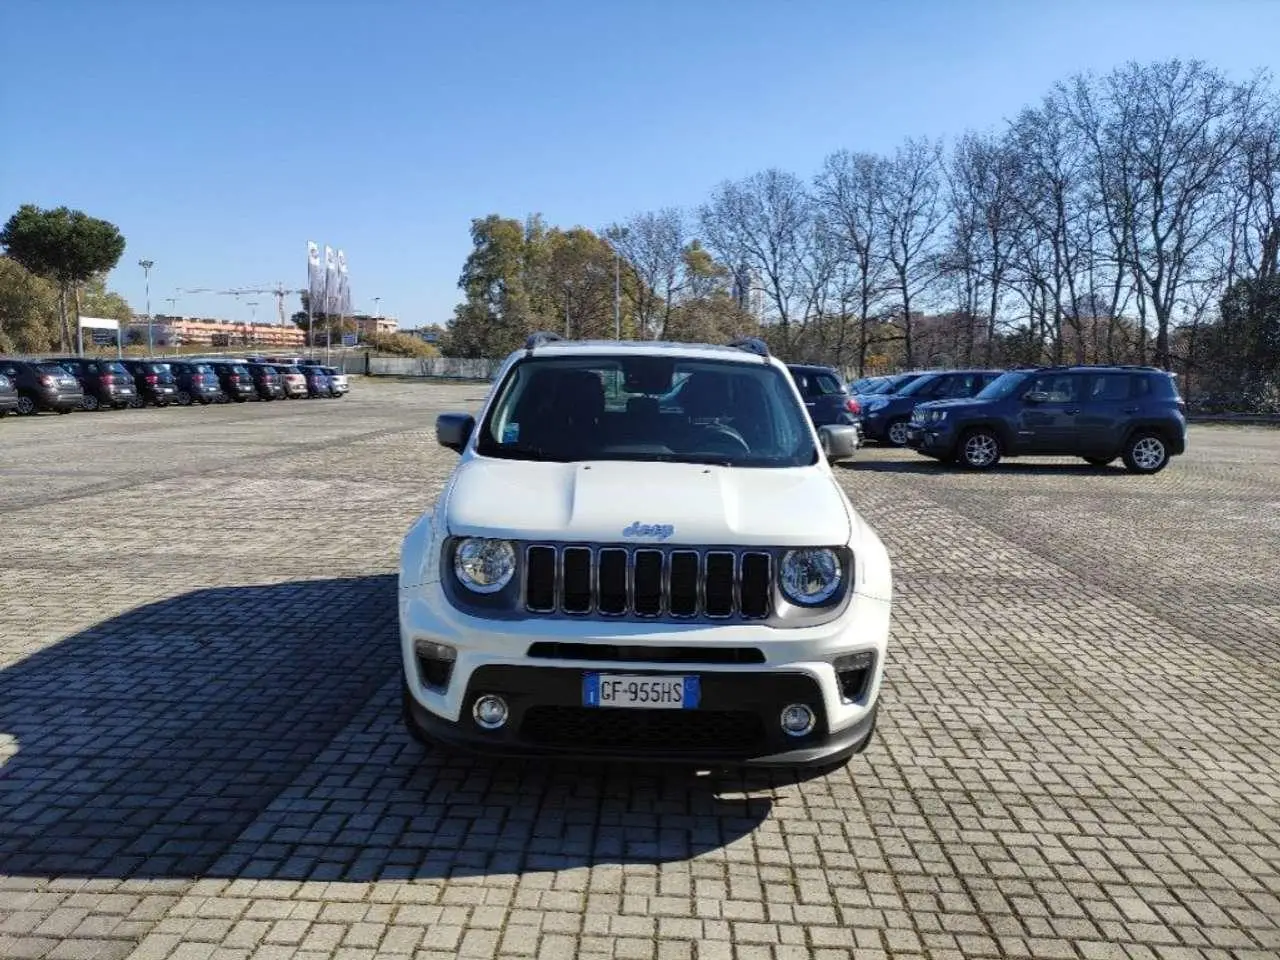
[404,664,878,768]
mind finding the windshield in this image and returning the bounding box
[477,356,819,467]
[899,374,942,397]
[975,371,1030,400]
[859,378,895,395]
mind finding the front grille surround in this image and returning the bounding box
[523,542,775,622]
[440,536,853,628]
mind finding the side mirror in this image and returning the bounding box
[1023,391,1050,404]
[818,424,861,463]
[436,412,475,453]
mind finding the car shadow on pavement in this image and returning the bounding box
[843,458,1127,476]
[0,575,773,883]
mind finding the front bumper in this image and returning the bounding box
[859,412,889,441]
[405,666,878,767]
[400,577,890,768]
[905,421,958,455]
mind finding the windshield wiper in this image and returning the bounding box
[597,453,737,467]
[481,441,566,462]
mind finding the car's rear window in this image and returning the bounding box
[194,364,214,374]
[37,364,70,375]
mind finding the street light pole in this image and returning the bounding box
[614,249,621,340]
[138,259,155,355]
[247,300,259,346]
[373,296,381,321]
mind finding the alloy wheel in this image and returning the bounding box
[1131,436,1167,472]
[963,432,999,468]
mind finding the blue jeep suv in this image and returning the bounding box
[860,369,1002,446]
[905,365,1187,474]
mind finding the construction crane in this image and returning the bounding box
[215,284,304,325]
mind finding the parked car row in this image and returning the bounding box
[0,354,350,416]
[845,364,1188,474]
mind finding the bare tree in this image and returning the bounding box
[1067,61,1259,368]
[608,209,686,339]
[875,138,946,367]
[700,169,817,353]
[813,150,894,374]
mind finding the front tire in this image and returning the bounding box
[16,395,37,416]
[81,393,100,412]
[959,428,1002,470]
[1122,432,1169,474]
[886,418,910,447]
[176,390,192,406]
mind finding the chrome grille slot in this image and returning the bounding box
[739,552,771,619]
[525,546,556,612]
[633,550,663,616]
[668,551,699,617]
[704,552,735,617]
[562,547,592,613]
[521,544,775,621]
[597,548,628,615]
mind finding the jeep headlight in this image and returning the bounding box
[453,538,516,593]
[779,548,843,606]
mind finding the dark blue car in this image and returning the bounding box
[860,369,1002,446]
[906,365,1188,474]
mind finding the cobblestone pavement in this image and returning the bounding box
[1,381,1277,960]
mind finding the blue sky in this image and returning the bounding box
[3,0,1278,329]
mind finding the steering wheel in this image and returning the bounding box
[697,423,751,456]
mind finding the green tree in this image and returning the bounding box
[0,256,60,353]
[0,205,127,351]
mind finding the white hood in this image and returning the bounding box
[444,457,852,547]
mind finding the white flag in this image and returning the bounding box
[324,246,337,314]
[307,241,322,313]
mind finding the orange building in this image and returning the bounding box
[128,315,307,348]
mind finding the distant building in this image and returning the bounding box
[351,314,398,336]
[127,315,306,348]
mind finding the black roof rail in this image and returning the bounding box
[727,337,770,359]
[524,331,563,353]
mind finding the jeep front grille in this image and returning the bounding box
[523,544,773,620]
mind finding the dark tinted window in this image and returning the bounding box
[1025,373,1078,402]
[935,374,985,399]
[37,364,71,376]
[810,372,844,396]
[1133,372,1179,400]
[900,374,943,397]
[1083,373,1131,401]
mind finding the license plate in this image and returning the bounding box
[583,673,699,709]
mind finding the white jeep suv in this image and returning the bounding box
[398,334,892,769]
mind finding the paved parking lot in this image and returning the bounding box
[1,380,1277,960]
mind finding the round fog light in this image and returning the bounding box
[472,694,509,730]
[780,703,816,737]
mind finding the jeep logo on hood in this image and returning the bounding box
[622,521,674,540]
